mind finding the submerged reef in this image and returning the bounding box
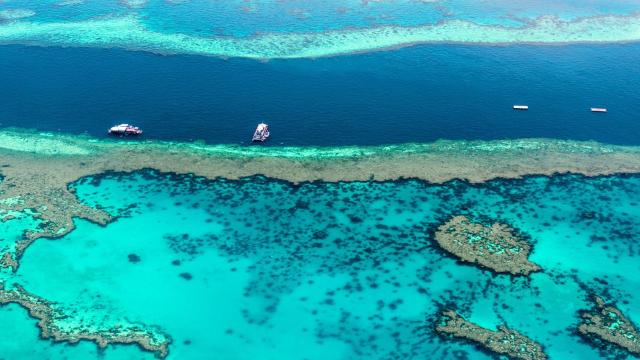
[435,310,547,360]
[578,296,640,356]
[1,13,640,59]
[4,129,640,268]
[0,252,18,271]
[434,216,540,275]
[0,9,36,21]
[12,188,111,258]
[0,283,170,358]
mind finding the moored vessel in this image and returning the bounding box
[252,123,270,142]
[591,107,607,113]
[513,105,529,110]
[108,124,143,136]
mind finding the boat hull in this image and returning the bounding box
[252,123,270,142]
[252,131,269,142]
[108,124,143,136]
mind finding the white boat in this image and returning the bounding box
[513,105,529,110]
[252,123,270,142]
[108,124,143,136]
[591,108,607,113]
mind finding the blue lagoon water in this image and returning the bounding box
[2,1,640,359]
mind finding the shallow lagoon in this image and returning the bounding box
[2,171,640,359]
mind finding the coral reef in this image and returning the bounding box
[0,253,18,272]
[3,129,640,269]
[1,14,640,59]
[578,296,640,356]
[434,216,540,275]
[436,309,547,360]
[0,9,36,21]
[0,283,170,358]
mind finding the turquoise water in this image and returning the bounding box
[3,1,640,59]
[2,171,640,359]
[4,0,639,36]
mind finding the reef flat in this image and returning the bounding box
[434,216,540,275]
[436,310,547,360]
[0,282,170,358]
[1,13,640,59]
[578,296,640,356]
[5,129,640,268]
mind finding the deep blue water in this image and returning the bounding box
[1,43,639,146]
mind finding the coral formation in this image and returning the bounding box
[3,130,640,269]
[578,296,640,356]
[436,309,547,360]
[0,253,18,272]
[434,216,540,275]
[1,14,640,59]
[0,9,36,21]
[2,130,640,269]
[0,283,170,358]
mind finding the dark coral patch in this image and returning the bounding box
[179,272,193,280]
